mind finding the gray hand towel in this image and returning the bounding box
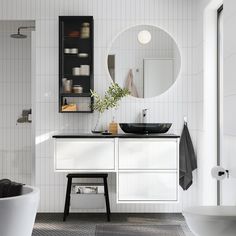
[179,124,197,190]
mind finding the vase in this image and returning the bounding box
[92,112,103,133]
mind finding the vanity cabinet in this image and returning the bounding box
[53,135,179,203]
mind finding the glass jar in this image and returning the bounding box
[81,22,90,39]
[72,85,83,94]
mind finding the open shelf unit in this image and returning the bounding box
[59,16,94,113]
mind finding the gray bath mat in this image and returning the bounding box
[95,225,185,236]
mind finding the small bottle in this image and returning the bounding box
[109,117,118,135]
[64,98,68,105]
[64,80,73,93]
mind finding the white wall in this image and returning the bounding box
[196,0,217,206]
[221,0,236,205]
[0,0,200,212]
[0,20,34,185]
[194,0,227,206]
[197,0,236,206]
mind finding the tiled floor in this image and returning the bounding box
[33,213,194,236]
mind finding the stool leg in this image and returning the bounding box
[103,177,111,222]
[63,177,72,221]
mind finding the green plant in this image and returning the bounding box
[90,83,130,113]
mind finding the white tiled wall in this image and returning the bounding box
[0,0,200,212]
[221,0,236,205]
[195,0,227,206]
[0,20,34,185]
[194,0,210,206]
[197,0,236,206]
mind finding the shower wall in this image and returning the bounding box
[0,21,34,185]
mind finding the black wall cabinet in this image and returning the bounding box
[59,16,94,113]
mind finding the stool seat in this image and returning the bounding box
[63,173,111,222]
[67,173,108,178]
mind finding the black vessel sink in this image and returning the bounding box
[119,123,172,134]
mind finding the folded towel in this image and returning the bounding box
[124,69,139,97]
[179,124,197,190]
[0,179,24,198]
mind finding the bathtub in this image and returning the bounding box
[183,206,236,236]
[0,185,39,236]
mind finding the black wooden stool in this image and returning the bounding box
[63,173,111,222]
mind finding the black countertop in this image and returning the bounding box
[52,133,180,138]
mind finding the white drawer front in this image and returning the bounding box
[55,139,115,170]
[118,172,178,201]
[119,139,177,170]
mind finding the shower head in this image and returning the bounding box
[10,26,35,39]
[10,33,27,39]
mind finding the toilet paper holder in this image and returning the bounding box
[218,170,229,178]
[211,166,229,180]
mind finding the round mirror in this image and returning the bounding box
[107,25,181,98]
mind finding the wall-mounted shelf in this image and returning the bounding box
[63,74,90,78]
[60,111,93,114]
[59,16,94,113]
[60,93,91,97]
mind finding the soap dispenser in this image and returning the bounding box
[109,117,118,135]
